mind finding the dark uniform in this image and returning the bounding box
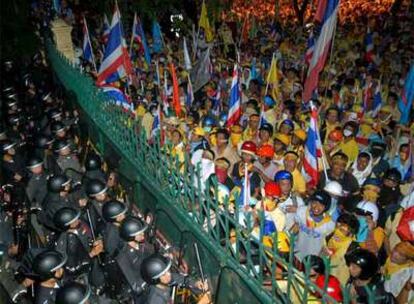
[25,171,48,207]
[40,192,78,231]
[56,154,83,184]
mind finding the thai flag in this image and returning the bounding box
[226,64,241,127]
[101,86,134,114]
[102,14,110,43]
[131,13,151,64]
[303,104,322,188]
[398,65,414,125]
[371,82,382,117]
[96,5,132,85]
[82,17,95,70]
[186,75,194,110]
[364,27,374,63]
[305,30,314,65]
[303,0,340,102]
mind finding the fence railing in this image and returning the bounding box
[46,39,382,304]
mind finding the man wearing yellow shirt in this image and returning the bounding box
[339,121,359,165]
[283,151,306,195]
[242,113,260,144]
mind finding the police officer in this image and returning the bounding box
[53,207,103,281]
[50,121,68,141]
[141,254,207,304]
[32,249,66,304]
[25,156,48,208]
[55,281,91,304]
[33,134,60,175]
[40,174,78,232]
[101,200,127,259]
[113,216,154,302]
[83,153,106,184]
[53,140,83,184]
[84,179,109,236]
[2,140,25,182]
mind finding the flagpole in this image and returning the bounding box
[265,53,275,96]
[84,17,97,73]
[129,12,136,56]
[310,101,329,181]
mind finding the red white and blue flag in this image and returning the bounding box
[371,82,382,117]
[303,104,323,188]
[130,13,151,64]
[96,5,132,85]
[364,27,374,63]
[101,86,134,114]
[102,14,110,44]
[226,64,241,127]
[303,0,340,102]
[82,17,96,71]
[305,30,315,66]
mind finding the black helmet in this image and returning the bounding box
[33,250,67,281]
[102,200,127,222]
[48,174,71,193]
[302,255,325,275]
[51,121,66,134]
[141,254,172,285]
[86,179,107,198]
[383,168,402,184]
[6,114,22,126]
[345,248,379,280]
[6,98,19,108]
[85,153,102,171]
[26,156,44,169]
[53,207,81,231]
[120,217,147,241]
[53,139,71,153]
[1,140,16,152]
[35,134,54,149]
[56,282,90,304]
[309,190,331,211]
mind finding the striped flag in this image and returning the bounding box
[303,0,340,102]
[371,82,382,117]
[303,104,322,188]
[97,4,132,85]
[130,13,151,64]
[101,86,134,114]
[102,14,110,44]
[82,17,96,72]
[305,30,315,65]
[227,63,241,127]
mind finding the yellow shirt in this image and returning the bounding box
[339,138,359,164]
[291,168,306,195]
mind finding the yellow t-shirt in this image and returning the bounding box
[291,168,306,195]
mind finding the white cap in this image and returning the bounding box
[324,181,344,197]
[356,201,379,222]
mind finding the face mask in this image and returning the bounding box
[356,216,369,242]
[343,129,353,137]
[332,227,350,241]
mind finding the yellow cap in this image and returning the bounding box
[294,129,307,141]
[193,127,206,137]
[274,133,290,146]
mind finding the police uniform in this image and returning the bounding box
[34,284,59,304]
[82,169,107,184]
[40,192,78,231]
[56,154,83,183]
[26,171,48,207]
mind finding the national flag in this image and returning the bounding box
[102,14,110,44]
[82,17,97,72]
[303,0,340,102]
[169,63,181,117]
[199,0,214,42]
[96,5,132,85]
[398,65,414,125]
[227,64,241,127]
[152,21,164,53]
[371,82,382,117]
[183,37,192,70]
[305,30,315,65]
[303,104,322,188]
[186,74,194,110]
[131,13,151,64]
[364,27,374,63]
[101,86,134,114]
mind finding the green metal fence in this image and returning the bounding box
[46,40,382,304]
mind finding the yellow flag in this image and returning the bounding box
[266,55,280,100]
[199,1,214,42]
